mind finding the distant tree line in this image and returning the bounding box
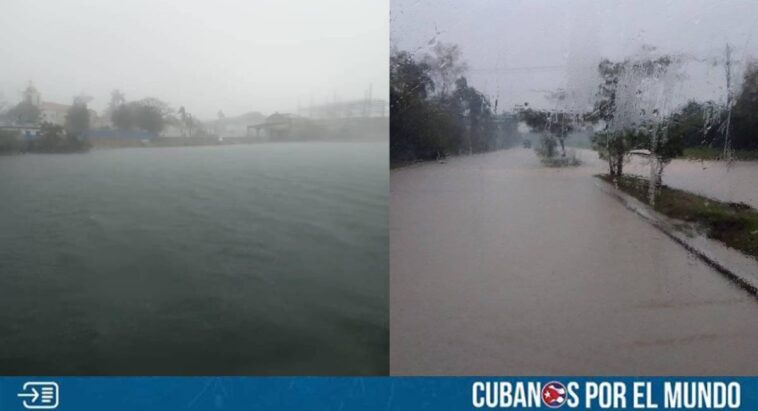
[731,63,758,150]
[0,122,90,154]
[511,48,758,204]
[0,85,217,154]
[672,63,758,152]
[579,50,758,205]
[108,91,211,138]
[588,56,758,179]
[390,43,519,164]
[108,91,173,135]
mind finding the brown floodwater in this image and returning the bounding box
[390,148,758,375]
[624,155,758,208]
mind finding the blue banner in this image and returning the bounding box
[0,377,755,410]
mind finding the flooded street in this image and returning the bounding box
[571,148,758,208]
[625,156,758,209]
[390,148,758,375]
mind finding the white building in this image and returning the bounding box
[39,101,71,126]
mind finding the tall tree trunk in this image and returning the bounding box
[648,159,666,206]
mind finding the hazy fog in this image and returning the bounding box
[0,0,388,119]
[391,0,758,110]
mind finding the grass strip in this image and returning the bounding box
[598,174,758,259]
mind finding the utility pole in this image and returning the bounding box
[723,43,734,162]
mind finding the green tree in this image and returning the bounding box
[134,104,164,134]
[106,89,126,125]
[111,96,171,134]
[590,130,646,176]
[518,106,578,157]
[730,62,758,150]
[0,92,8,113]
[390,49,446,161]
[178,106,196,137]
[422,42,468,98]
[451,77,494,154]
[0,129,20,153]
[640,119,684,203]
[588,53,675,176]
[587,59,629,176]
[586,59,623,125]
[65,100,90,137]
[391,50,434,100]
[111,104,134,130]
[9,101,41,125]
[108,89,126,111]
[390,45,497,163]
[663,101,724,150]
[30,122,90,153]
[134,98,171,134]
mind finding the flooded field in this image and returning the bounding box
[390,148,758,375]
[0,142,388,375]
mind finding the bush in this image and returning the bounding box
[28,123,91,153]
[535,134,557,159]
[0,129,21,153]
[536,135,581,167]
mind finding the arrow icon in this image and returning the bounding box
[18,387,40,402]
[17,382,59,409]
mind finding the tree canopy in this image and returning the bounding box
[110,96,171,134]
[65,101,90,137]
[8,101,41,125]
[390,44,518,163]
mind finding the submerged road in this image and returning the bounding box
[626,155,758,209]
[390,148,758,375]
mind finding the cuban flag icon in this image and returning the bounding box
[542,381,567,408]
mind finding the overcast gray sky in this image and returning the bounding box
[0,0,388,119]
[391,0,758,111]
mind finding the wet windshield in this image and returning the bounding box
[390,0,758,375]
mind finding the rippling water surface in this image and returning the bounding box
[0,142,388,375]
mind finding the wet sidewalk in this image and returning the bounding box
[390,148,758,375]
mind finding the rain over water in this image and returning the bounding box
[0,0,389,375]
[0,143,388,374]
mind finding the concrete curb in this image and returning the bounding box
[594,178,758,299]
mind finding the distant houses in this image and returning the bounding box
[38,101,69,125]
[247,112,299,139]
[208,111,266,138]
[1,83,105,132]
[0,83,143,145]
[15,84,71,127]
[1,83,389,148]
[0,85,42,139]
